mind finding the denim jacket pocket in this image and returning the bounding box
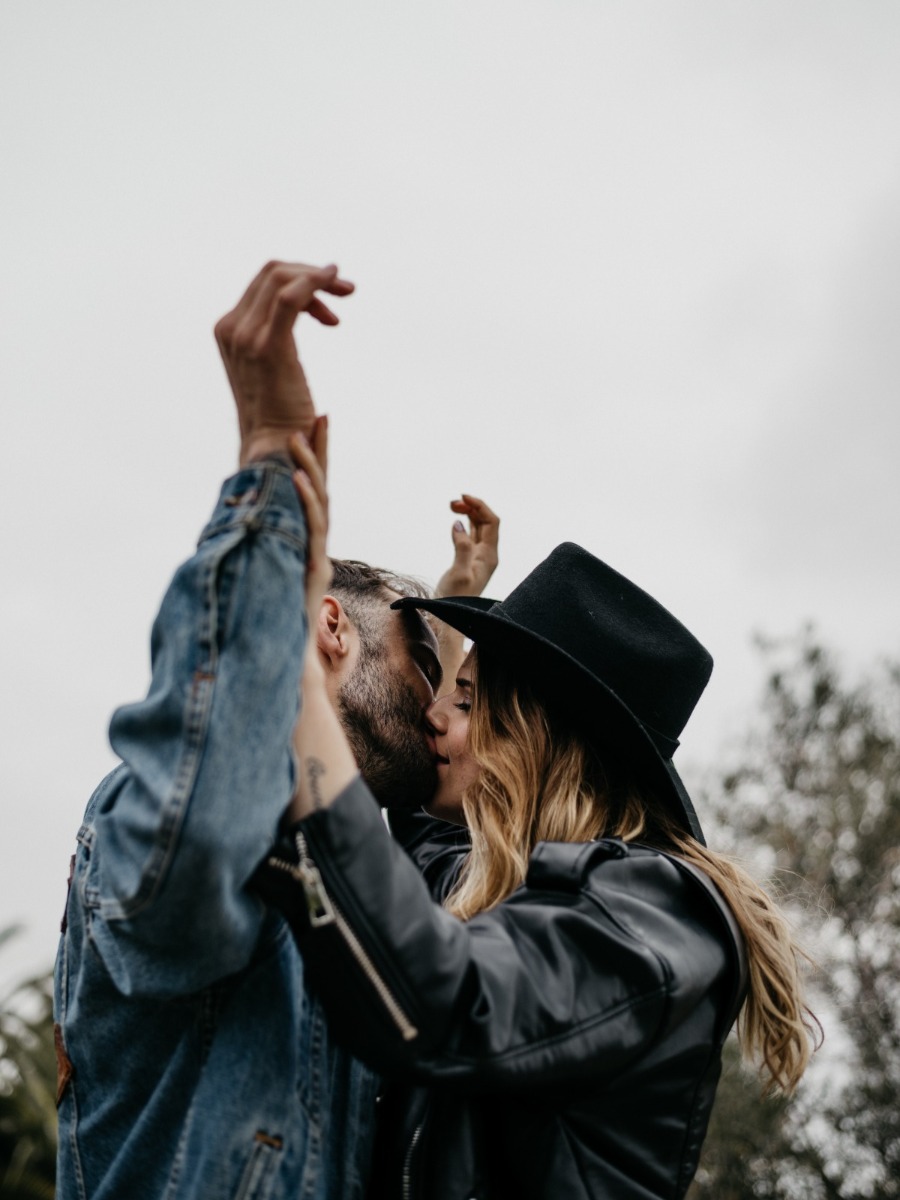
[233,1131,284,1200]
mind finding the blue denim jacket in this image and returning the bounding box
[54,463,378,1200]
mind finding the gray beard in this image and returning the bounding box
[337,655,437,810]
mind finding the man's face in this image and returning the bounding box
[337,594,442,809]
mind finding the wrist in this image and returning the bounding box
[240,426,310,467]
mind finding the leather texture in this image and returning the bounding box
[255,779,747,1200]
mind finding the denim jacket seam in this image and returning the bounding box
[94,485,298,924]
[95,616,220,924]
[198,464,307,554]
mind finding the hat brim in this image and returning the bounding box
[393,594,705,845]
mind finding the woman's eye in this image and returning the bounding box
[455,702,471,713]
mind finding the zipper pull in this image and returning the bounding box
[293,832,336,927]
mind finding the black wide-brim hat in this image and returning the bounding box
[392,542,713,844]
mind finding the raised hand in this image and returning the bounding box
[214,260,354,466]
[434,494,500,694]
[436,495,500,599]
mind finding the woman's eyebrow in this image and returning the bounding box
[456,677,472,690]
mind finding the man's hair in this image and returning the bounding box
[329,558,431,658]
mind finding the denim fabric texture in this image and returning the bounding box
[54,463,378,1200]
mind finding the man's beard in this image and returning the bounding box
[337,654,437,809]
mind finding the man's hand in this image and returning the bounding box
[436,495,500,598]
[214,261,354,466]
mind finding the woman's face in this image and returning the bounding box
[424,649,480,825]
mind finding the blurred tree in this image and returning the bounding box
[689,633,900,1199]
[1,635,897,1199]
[0,927,56,1200]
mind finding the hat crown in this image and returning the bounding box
[391,543,713,841]
[491,543,712,754]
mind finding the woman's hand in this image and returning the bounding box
[288,418,333,638]
[436,495,500,599]
[434,495,500,693]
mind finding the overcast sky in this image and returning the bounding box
[2,0,899,983]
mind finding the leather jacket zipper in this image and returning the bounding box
[402,1121,424,1200]
[270,832,419,1043]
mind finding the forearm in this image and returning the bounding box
[257,782,671,1086]
[287,660,359,822]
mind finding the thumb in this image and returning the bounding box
[451,519,473,564]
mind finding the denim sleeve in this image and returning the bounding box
[83,462,307,997]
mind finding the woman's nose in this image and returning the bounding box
[425,697,449,734]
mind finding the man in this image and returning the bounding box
[53,261,497,1199]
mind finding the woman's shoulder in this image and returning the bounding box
[515,837,746,1018]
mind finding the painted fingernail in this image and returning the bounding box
[453,520,465,533]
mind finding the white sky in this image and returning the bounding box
[2,1,899,983]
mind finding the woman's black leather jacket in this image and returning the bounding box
[255,777,747,1200]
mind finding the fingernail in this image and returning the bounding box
[453,520,465,533]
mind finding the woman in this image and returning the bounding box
[256,433,816,1200]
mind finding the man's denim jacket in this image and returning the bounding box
[54,463,378,1200]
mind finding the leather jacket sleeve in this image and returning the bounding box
[256,776,736,1091]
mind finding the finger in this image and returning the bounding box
[459,494,500,544]
[450,496,496,518]
[451,520,474,564]
[459,494,499,522]
[265,267,337,342]
[231,263,339,349]
[450,496,500,546]
[319,274,355,297]
[294,469,328,538]
[289,432,328,516]
[266,266,352,343]
[307,297,340,326]
[310,414,329,479]
[294,470,332,582]
[223,261,326,345]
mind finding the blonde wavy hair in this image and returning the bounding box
[444,649,818,1095]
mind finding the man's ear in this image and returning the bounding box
[315,595,357,674]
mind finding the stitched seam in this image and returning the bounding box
[558,1119,598,1200]
[105,472,308,920]
[304,824,424,1026]
[199,465,307,554]
[670,1055,719,1200]
[65,1080,88,1200]
[100,663,218,922]
[437,986,668,1069]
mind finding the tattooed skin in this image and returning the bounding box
[306,757,327,810]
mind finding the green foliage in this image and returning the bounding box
[1,634,896,1198]
[689,633,900,1199]
[0,927,57,1200]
